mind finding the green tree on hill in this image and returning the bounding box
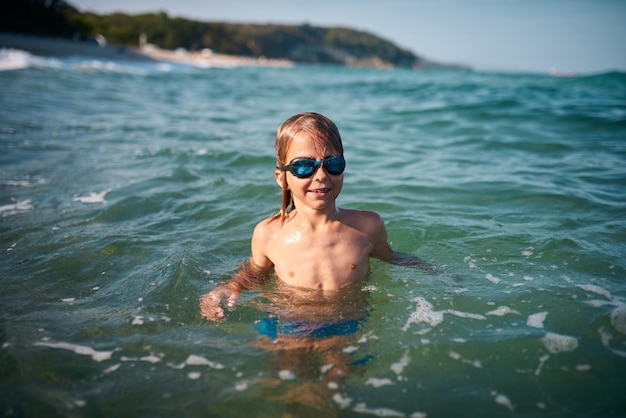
[1,0,470,69]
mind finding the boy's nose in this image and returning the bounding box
[312,163,328,180]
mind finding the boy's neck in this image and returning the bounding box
[291,205,340,230]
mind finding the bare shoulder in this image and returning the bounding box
[252,215,281,241]
[339,208,385,234]
[340,208,393,260]
[250,215,281,269]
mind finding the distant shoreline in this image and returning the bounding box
[139,43,294,68]
[0,33,294,68]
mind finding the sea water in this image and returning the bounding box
[1,48,625,417]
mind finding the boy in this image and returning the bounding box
[201,112,438,321]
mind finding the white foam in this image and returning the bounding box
[527,312,548,329]
[577,284,612,300]
[358,333,376,343]
[541,332,578,353]
[234,380,248,392]
[491,391,514,411]
[485,274,501,284]
[403,297,486,332]
[352,403,405,417]
[365,377,394,388]
[1,177,48,187]
[185,354,224,369]
[446,310,486,320]
[402,297,443,330]
[610,305,626,335]
[333,393,353,409]
[448,351,482,368]
[72,399,87,408]
[166,362,186,370]
[35,341,113,362]
[0,200,33,216]
[0,48,32,71]
[534,354,550,376]
[0,180,30,187]
[321,363,334,374]
[599,327,612,347]
[599,327,626,358]
[140,355,162,363]
[73,190,109,203]
[120,355,162,364]
[187,371,201,380]
[486,306,520,316]
[464,256,477,268]
[390,350,411,376]
[103,364,121,374]
[583,299,614,308]
[278,370,295,380]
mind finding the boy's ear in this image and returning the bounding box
[274,169,286,189]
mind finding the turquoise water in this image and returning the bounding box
[1,48,626,417]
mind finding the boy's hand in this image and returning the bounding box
[200,286,240,321]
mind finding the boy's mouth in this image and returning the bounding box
[310,188,331,194]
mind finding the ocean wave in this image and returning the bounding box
[0,199,33,216]
[0,46,271,76]
[0,48,60,71]
[579,69,626,80]
[0,47,175,75]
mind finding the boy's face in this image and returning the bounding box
[275,133,343,212]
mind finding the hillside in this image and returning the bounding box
[1,0,469,70]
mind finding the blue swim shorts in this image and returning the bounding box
[254,314,366,339]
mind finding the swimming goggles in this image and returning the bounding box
[280,155,346,178]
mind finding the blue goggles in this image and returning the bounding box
[281,155,346,178]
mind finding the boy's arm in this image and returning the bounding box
[200,258,271,321]
[389,252,444,275]
[200,221,273,321]
[368,212,449,276]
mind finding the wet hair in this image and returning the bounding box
[274,112,344,224]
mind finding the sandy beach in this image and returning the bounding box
[141,44,293,68]
[0,33,293,67]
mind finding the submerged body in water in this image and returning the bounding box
[1,50,625,417]
[254,280,372,338]
[251,281,374,416]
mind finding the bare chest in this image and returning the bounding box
[267,228,373,290]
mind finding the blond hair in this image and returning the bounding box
[274,112,344,224]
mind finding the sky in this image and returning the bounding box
[69,0,626,74]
